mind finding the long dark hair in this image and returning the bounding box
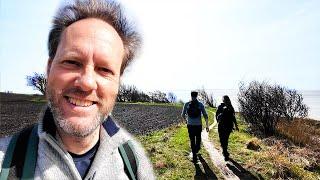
[223,95,233,108]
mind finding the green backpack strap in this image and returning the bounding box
[118,140,138,180]
[21,125,39,180]
[0,133,19,180]
[0,125,39,180]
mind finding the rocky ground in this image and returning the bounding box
[0,93,183,137]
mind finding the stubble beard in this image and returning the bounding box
[46,87,115,138]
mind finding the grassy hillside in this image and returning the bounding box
[209,116,320,179]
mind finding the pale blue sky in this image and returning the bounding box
[1,0,320,98]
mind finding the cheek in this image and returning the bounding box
[98,79,119,101]
[47,68,76,89]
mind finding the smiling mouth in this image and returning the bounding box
[65,96,97,107]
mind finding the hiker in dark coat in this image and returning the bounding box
[181,91,209,163]
[216,95,239,161]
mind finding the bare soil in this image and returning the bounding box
[0,93,183,137]
[112,103,183,135]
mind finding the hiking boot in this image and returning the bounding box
[192,154,198,163]
[223,151,229,160]
[224,156,229,161]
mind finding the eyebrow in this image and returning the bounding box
[61,46,89,59]
[58,45,115,68]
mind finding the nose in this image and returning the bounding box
[74,67,97,91]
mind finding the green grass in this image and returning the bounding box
[209,116,320,179]
[30,97,47,103]
[137,124,194,179]
[137,120,224,179]
[205,107,216,125]
[117,101,184,108]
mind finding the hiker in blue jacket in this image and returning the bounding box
[0,0,154,179]
[216,95,239,161]
[181,91,209,163]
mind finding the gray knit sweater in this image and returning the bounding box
[0,108,155,180]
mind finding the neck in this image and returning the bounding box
[57,127,100,155]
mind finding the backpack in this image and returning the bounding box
[218,104,235,129]
[0,125,138,180]
[187,101,201,118]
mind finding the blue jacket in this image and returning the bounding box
[181,100,208,126]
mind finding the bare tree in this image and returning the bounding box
[167,92,177,103]
[117,84,150,102]
[26,72,47,95]
[150,90,169,103]
[117,84,126,102]
[197,88,216,108]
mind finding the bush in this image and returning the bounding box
[283,90,308,121]
[238,81,308,136]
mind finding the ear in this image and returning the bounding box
[46,58,53,77]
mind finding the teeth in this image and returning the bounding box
[68,97,93,107]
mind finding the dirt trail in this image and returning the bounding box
[201,110,259,179]
[202,123,240,180]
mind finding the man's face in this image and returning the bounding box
[46,18,124,137]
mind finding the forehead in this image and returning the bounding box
[58,18,124,58]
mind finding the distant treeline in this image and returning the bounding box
[116,84,217,107]
[117,84,172,103]
[25,72,217,107]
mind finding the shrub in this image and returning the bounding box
[238,81,308,136]
[283,90,308,121]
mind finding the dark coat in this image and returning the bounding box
[216,103,236,131]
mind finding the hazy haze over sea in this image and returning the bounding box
[175,89,320,121]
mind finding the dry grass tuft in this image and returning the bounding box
[276,118,320,149]
[247,138,261,151]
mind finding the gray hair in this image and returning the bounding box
[48,0,141,75]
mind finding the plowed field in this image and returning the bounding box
[0,93,183,137]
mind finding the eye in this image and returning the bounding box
[97,67,114,76]
[62,60,81,67]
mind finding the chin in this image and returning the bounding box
[52,108,105,138]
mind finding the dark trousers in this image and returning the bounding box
[187,125,202,156]
[218,124,232,158]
